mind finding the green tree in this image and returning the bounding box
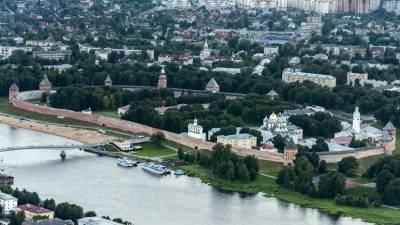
[311,137,329,152]
[272,135,286,153]
[318,160,328,174]
[317,171,345,198]
[10,211,25,225]
[382,178,400,206]
[177,148,184,160]
[338,157,359,176]
[237,163,250,182]
[43,199,56,210]
[84,211,97,217]
[376,169,394,193]
[150,132,165,145]
[55,202,84,223]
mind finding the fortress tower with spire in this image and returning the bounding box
[39,74,52,95]
[8,82,19,102]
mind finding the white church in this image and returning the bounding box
[334,106,393,145]
[187,118,206,141]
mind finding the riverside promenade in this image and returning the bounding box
[0,113,114,144]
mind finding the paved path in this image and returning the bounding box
[258,172,277,179]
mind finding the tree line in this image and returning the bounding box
[0,185,132,225]
[178,143,260,182]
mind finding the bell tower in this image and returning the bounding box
[157,67,167,89]
[352,106,361,133]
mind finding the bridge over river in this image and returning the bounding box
[0,143,106,153]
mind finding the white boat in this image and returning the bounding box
[117,157,138,167]
[142,162,170,175]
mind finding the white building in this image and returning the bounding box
[352,106,361,133]
[259,112,303,143]
[383,0,400,15]
[0,192,17,214]
[117,105,130,116]
[112,139,132,151]
[264,46,279,56]
[360,79,388,88]
[369,0,381,11]
[282,68,337,88]
[0,46,32,59]
[188,118,206,141]
[167,0,192,8]
[199,40,211,61]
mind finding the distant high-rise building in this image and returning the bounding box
[369,0,380,11]
[336,0,369,14]
[382,0,400,15]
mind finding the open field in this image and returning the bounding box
[93,111,120,119]
[130,143,176,158]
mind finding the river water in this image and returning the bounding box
[0,124,373,225]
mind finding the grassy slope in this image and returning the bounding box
[0,98,99,127]
[130,143,176,157]
[180,163,400,225]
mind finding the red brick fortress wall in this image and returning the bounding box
[12,100,285,162]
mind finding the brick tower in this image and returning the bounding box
[157,67,167,89]
[283,139,298,166]
[9,82,19,102]
[381,121,397,155]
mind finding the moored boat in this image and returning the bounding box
[142,162,170,175]
[174,170,185,176]
[117,157,138,167]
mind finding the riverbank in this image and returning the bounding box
[1,100,398,225]
[179,163,400,225]
[0,114,114,144]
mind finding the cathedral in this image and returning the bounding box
[333,106,397,155]
[259,112,303,143]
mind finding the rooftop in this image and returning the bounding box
[283,68,336,80]
[17,204,53,214]
[218,133,255,140]
[78,217,122,225]
[9,82,19,91]
[206,77,219,88]
[383,121,396,130]
[0,192,17,201]
[23,219,73,225]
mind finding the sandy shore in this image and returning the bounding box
[0,114,115,144]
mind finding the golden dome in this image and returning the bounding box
[269,111,277,122]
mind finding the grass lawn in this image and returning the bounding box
[93,111,120,119]
[258,159,283,177]
[130,143,176,158]
[179,162,400,225]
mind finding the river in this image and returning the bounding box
[0,124,373,225]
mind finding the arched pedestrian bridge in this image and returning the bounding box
[0,143,106,153]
